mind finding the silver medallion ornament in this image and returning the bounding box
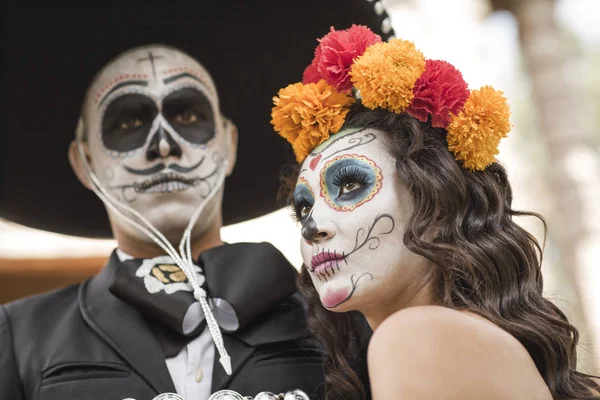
[124,388,309,400]
[207,390,246,400]
[253,392,279,400]
[284,390,310,400]
[153,395,186,400]
[122,393,186,400]
[208,389,310,400]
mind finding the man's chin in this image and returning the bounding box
[135,191,207,212]
[106,184,221,244]
[112,200,207,234]
[147,207,204,230]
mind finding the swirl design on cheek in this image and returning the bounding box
[321,272,374,309]
[319,154,383,211]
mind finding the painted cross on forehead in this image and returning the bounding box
[136,50,163,79]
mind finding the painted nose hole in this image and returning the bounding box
[315,231,328,239]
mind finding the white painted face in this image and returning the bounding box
[80,45,232,241]
[294,128,430,312]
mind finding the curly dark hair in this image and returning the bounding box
[279,103,600,400]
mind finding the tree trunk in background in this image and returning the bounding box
[489,0,599,374]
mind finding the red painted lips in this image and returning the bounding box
[311,250,345,273]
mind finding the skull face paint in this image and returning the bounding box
[294,128,429,312]
[81,45,231,240]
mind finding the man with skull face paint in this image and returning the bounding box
[5,44,328,400]
[74,45,235,254]
[0,2,395,400]
[67,44,317,400]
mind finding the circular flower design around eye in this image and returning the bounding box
[319,154,383,212]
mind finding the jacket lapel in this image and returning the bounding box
[208,293,317,393]
[210,334,254,391]
[203,243,312,393]
[78,251,176,395]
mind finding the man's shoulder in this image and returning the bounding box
[2,283,83,330]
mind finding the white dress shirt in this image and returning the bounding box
[166,330,215,399]
[116,249,215,399]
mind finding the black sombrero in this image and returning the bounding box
[0,1,394,238]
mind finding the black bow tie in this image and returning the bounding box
[108,242,298,357]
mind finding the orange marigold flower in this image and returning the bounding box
[446,86,511,171]
[271,80,355,162]
[349,39,426,113]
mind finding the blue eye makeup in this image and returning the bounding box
[320,155,383,211]
[291,177,315,222]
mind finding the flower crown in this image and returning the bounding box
[270,25,511,171]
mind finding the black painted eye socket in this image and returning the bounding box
[118,118,144,129]
[102,93,158,152]
[292,182,315,222]
[291,199,314,223]
[162,87,215,145]
[172,110,199,125]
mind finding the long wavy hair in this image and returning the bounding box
[279,103,600,400]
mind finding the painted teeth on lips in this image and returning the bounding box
[134,173,198,192]
[310,250,345,271]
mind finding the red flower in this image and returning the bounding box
[407,60,470,128]
[308,25,382,92]
[302,47,323,84]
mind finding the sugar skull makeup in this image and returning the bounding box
[294,128,425,312]
[80,45,233,240]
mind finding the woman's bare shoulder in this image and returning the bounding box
[367,306,552,400]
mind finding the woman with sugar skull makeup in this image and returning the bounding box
[0,3,394,400]
[272,26,600,400]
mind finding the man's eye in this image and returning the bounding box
[119,118,143,130]
[339,180,362,196]
[173,110,198,124]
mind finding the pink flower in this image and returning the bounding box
[302,47,323,84]
[407,60,470,128]
[307,25,382,92]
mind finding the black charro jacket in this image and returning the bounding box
[0,243,334,400]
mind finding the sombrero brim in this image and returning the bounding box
[0,0,394,238]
